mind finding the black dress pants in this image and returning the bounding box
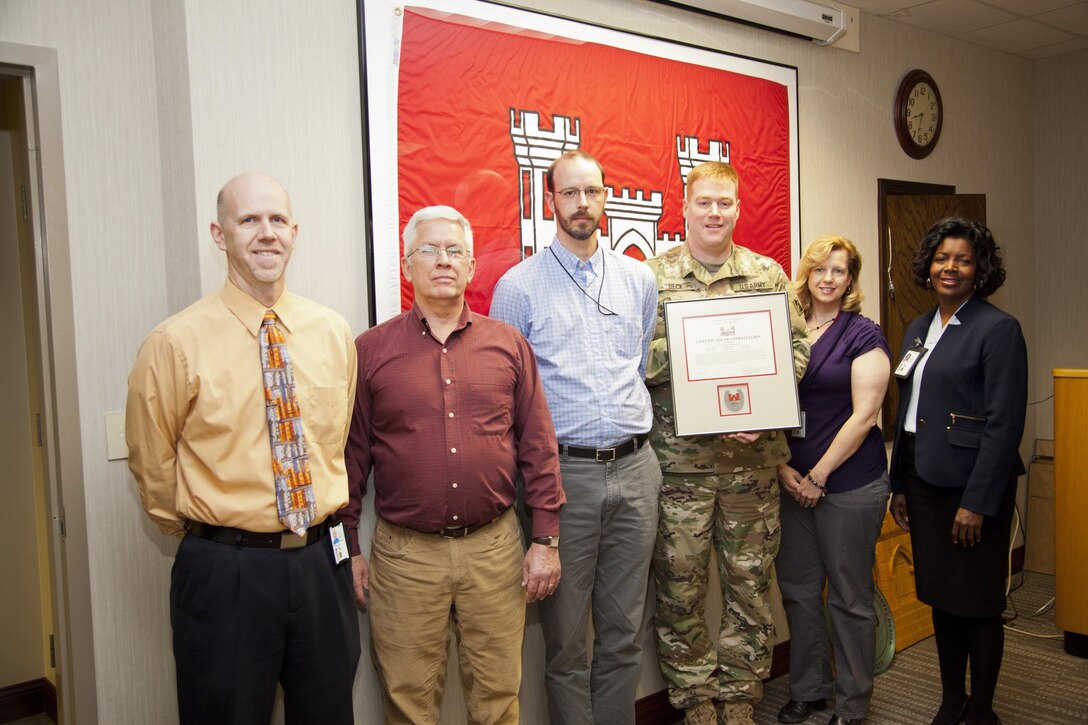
[170,532,360,725]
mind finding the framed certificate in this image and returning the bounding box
[663,291,802,436]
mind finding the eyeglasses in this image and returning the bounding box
[407,245,471,261]
[554,186,606,201]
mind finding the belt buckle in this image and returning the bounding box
[440,527,465,539]
[595,447,617,462]
[280,532,308,549]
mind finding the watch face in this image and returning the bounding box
[907,81,939,147]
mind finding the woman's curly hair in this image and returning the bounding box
[910,217,1006,298]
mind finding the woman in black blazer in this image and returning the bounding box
[889,218,1027,725]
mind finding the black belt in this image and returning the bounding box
[185,516,336,549]
[431,521,491,538]
[559,433,649,462]
[382,515,499,540]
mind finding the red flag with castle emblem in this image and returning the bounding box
[394,6,794,314]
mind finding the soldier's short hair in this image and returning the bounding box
[685,161,739,197]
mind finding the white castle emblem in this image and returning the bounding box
[509,108,730,259]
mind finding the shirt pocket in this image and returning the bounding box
[607,312,643,360]
[946,411,986,449]
[471,383,514,437]
[304,386,348,445]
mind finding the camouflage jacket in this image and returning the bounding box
[645,242,810,474]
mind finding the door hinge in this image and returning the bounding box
[21,185,28,221]
[50,634,55,668]
[56,501,66,541]
[36,412,43,447]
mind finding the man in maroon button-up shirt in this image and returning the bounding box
[342,205,565,724]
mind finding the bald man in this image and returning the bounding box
[127,172,360,724]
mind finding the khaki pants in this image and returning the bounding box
[369,508,525,725]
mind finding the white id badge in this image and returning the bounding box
[329,522,349,564]
[894,340,928,379]
[790,411,806,438]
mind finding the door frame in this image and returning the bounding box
[1,41,97,724]
[876,178,956,335]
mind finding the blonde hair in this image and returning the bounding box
[792,235,864,315]
[684,161,739,196]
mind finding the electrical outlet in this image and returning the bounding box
[105,412,128,460]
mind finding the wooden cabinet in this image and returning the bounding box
[1053,369,1088,658]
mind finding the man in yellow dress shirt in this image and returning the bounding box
[126,172,359,724]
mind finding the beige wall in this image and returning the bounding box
[0,0,1083,721]
[1034,48,1088,440]
[0,0,368,721]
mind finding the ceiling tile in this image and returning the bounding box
[957,18,1076,53]
[1017,35,1088,59]
[979,0,1084,17]
[836,0,1088,58]
[887,0,1017,34]
[837,0,932,15]
[1035,3,1088,35]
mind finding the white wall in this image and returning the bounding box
[3,0,1081,722]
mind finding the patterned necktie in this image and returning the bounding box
[260,310,316,536]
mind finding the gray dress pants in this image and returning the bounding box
[776,473,890,720]
[537,441,662,725]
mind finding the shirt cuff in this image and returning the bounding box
[344,522,361,557]
[530,509,561,539]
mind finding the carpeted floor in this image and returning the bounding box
[753,571,1088,724]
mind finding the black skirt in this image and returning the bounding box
[901,436,1016,617]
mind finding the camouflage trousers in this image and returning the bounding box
[652,468,781,709]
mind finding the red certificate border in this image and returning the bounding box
[681,309,779,383]
[662,291,801,436]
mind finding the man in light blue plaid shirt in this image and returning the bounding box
[491,150,661,725]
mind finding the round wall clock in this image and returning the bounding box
[894,69,943,159]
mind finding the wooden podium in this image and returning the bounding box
[1053,369,1088,658]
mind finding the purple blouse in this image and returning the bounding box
[787,312,890,494]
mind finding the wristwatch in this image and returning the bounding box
[532,536,560,548]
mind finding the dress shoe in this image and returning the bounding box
[828,716,863,725]
[965,709,1002,725]
[930,698,969,725]
[778,698,827,723]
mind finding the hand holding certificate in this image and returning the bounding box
[663,291,802,436]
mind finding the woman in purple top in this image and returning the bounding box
[774,236,892,725]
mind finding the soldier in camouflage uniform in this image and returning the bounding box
[646,162,809,725]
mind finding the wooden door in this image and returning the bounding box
[880,193,986,436]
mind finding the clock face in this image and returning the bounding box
[907,82,939,147]
[895,70,943,159]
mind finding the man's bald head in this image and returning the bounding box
[217,172,291,226]
[210,172,298,307]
